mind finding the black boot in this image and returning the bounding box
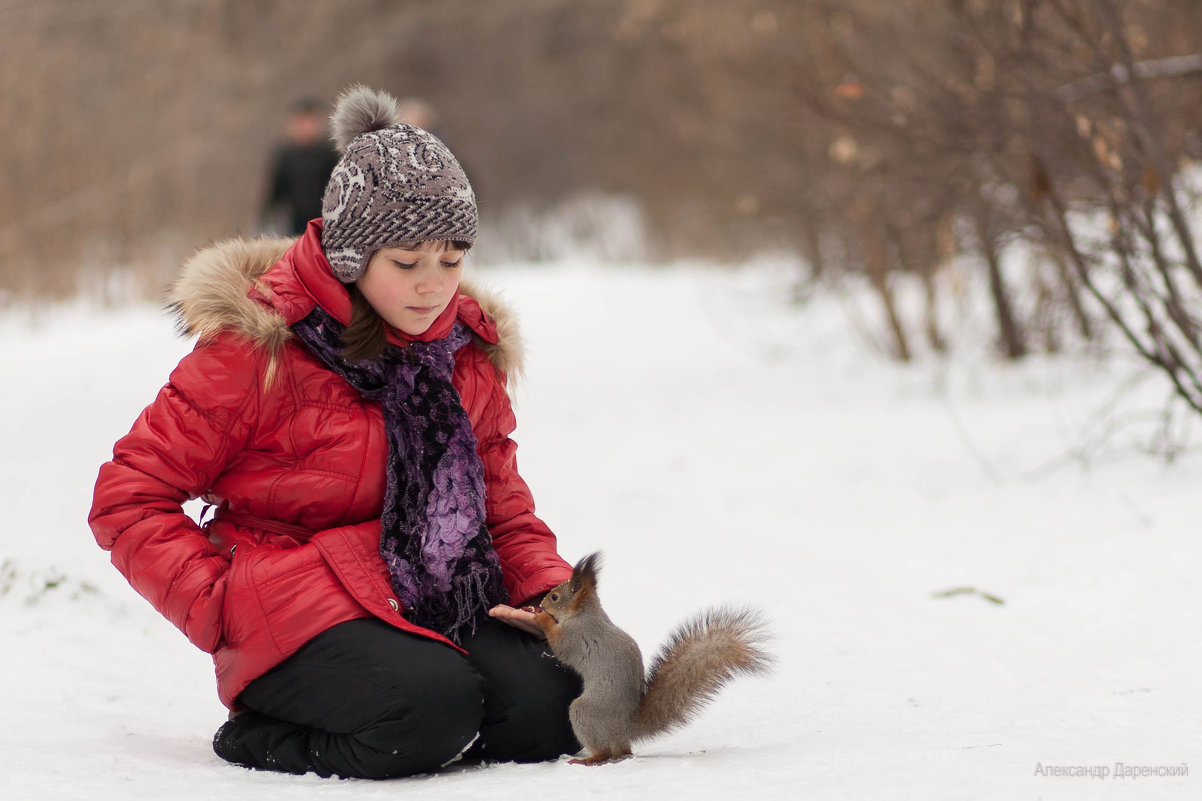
[212,711,314,775]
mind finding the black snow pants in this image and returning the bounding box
[211,618,582,778]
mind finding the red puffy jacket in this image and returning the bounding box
[89,223,571,709]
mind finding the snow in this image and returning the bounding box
[1,261,1198,799]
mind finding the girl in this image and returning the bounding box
[89,86,581,778]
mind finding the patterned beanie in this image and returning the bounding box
[321,85,477,282]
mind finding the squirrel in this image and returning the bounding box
[533,551,773,765]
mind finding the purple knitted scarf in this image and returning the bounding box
[291,306,508,643]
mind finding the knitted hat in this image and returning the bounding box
[320,85,477,282]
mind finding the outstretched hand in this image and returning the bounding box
[488,604,544,638]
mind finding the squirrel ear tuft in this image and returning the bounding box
[329,84,401,152]
[570,551,602,593]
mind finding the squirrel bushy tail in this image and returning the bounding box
[634,606,773,741]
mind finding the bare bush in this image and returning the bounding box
[773,1,1202,405]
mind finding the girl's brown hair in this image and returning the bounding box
[338,240,471,362]
[341,283,390,362]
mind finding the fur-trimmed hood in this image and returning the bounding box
[166,233,524,381]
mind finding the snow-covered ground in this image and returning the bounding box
[1,261,1197,800]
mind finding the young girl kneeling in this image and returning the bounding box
[89,86,580,779]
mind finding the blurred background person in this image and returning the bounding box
[262,97,340,236]
[395,97,438,133]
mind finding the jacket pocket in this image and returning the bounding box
[219,547,262,648]
[238,542,358,658]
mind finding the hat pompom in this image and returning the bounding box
[329,85,402,153]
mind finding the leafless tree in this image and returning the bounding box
[6,0,1202,421]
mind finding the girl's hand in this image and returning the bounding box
[488,604,544,638]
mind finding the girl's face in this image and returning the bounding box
[357,242,465,336]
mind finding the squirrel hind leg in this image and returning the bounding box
[569,746,633,766]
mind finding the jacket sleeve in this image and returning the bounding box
[473,369,572,605]
[89,333,262,654]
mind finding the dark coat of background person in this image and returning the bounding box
[263,99,340,235]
